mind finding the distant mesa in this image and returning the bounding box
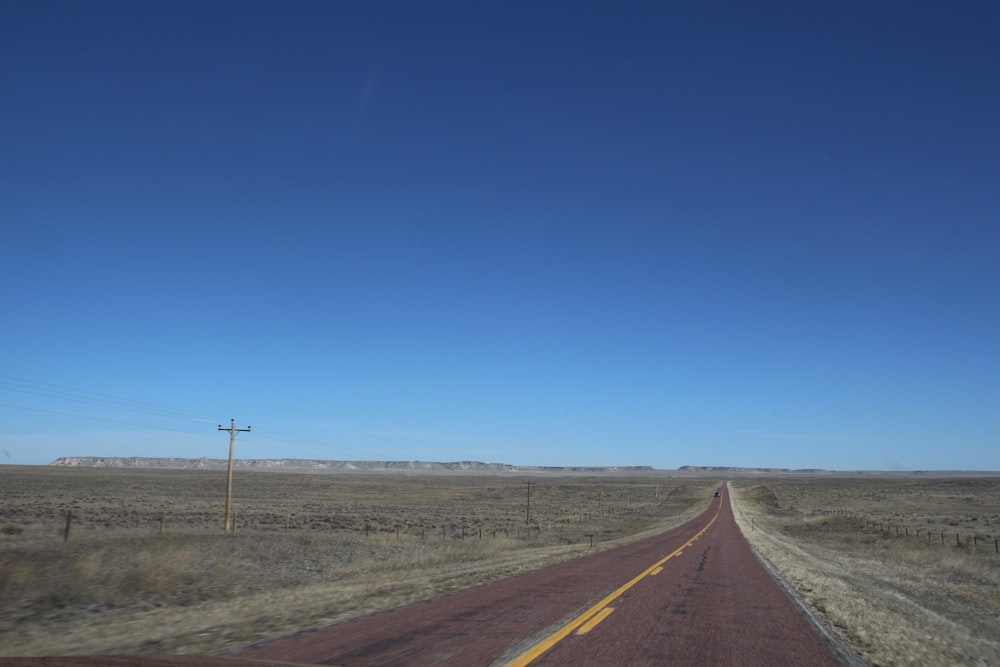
[676,465,832,473]
[48,456,656,474]
[48,458,875,475]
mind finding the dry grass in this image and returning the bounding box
[0,465,717,657]
[730,476,1000,667]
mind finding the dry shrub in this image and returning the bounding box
[1,535,253,623]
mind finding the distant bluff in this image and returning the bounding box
[677,465,831,473]
[49,457,656,474]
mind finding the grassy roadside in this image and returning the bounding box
[730,479,1000,667]
[0,467,718,657]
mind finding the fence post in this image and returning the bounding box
[956,533,960,547]
[63,511,73,542]
[159,513,165,536]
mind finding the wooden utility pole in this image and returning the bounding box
[218,419,251,534]
[524,480,533,526]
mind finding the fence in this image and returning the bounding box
[51,500,658,545]
[814,508,999,555]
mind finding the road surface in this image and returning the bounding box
[236,484,847,666]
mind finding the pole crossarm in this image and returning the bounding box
[218,419,252,434]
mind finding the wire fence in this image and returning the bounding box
[793,508,998,555]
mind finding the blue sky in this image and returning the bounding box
[2,1,998,470]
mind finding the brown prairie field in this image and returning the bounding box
[731,475,1000,667]
[5,467,1000,665]
[0,465,718,657]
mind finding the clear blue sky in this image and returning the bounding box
[2,1,998,470]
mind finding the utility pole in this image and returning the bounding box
[524,480,533,526]
[218,419,251,534]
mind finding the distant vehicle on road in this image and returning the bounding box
[714,491,721,497]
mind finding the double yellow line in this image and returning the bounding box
[504,506,721,666]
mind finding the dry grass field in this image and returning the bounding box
[0,465,717,657]
[731,475,1000,667]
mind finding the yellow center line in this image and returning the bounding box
[576,607,615,635]
[503,505,721,667]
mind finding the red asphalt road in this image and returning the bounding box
[236,485,844,666]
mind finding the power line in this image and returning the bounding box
[0,402,215,438]
[0,374,216,423]
[0,400,354,461]
[1,399,367,462]
[247,426,374,460]
[1,374,383,463]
